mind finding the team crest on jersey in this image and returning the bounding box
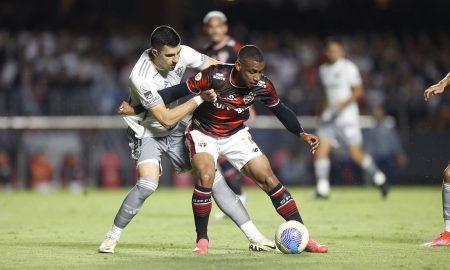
[213,73,226,81]
[195,72,202,81]
[175,67,183,77]
[197,141,207,147]
[243,92,255,104]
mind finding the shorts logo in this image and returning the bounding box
[252,148,259,153]
[195,72,202,81]
[197,141,207,147]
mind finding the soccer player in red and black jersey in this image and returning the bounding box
[202,11,252,216]
[186,45,327,254]
[125,45,328,254]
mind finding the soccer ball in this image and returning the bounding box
[275,220,309,254]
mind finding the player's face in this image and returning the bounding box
[205,18,228,43]
[152,44,181,71]
[236,59,265,88]
[325,42,343,63]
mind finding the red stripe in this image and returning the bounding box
[185,125,196,159]
[276,200,298,219]
[193,203,212,217]
[194,190,211,197]
[270,186,286,198]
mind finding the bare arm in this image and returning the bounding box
[424,72,450,101]
[147,97,202,129]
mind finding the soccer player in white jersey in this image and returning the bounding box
[99,26,274,253]
[423,72,450,247]
[314,38,388,198]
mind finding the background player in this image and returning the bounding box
[202,10,254,218]
[99,26,274,253]
[423,72,450,247]
[152,45,327,254]
[314,38,388,199]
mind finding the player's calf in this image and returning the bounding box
[267,183,303,223]
[192,184,212,243]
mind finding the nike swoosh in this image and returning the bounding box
[263,244,276,250]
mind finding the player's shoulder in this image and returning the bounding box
[341,58,359,69]
[207,63,234,80]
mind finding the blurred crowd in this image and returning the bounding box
[0,29,449,129]
[0,27,449,190]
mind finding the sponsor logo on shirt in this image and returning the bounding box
[213,73,226,81]
[256,80,266,88]
[197,141,207,147]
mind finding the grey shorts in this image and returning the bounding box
[317,122,363,149]
[128,125,192,175]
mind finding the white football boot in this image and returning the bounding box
[98,236,119,253]
[249,238,278,252]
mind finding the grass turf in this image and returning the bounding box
[0,186,449,270]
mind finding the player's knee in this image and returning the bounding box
[196,169,215,187]
[443,166,450,183]
[136,178,158,199]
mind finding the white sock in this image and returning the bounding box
[108,224,123,239]
[240,221,265,243]
[443,183,450,232]
[445,220,450,232]
[315,158,330,196]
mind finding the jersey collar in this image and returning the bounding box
[229,67,247,88]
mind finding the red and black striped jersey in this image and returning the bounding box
[186,64,280,137]
[202,36,242,63]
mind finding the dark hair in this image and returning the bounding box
[324,36,342,46]
[150,25,181,50]
[238,45,264,62]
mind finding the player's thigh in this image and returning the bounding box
[241,154,279,192]
[316,125,335,157]
[186,129,218,184]
[129,136,163,181]
[166,126,193,173]
[220,129,262,171]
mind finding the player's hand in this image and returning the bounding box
[424,83,445,101]
[118,101,135,116]
[300,132,320,154]
[200,89,217,103]
[334,101,347,111]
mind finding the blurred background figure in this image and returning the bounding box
[0,149,14,190]
[60,153,86,194]
[29,150,53,192]
[99,151,122,188]
[365,106,408,185]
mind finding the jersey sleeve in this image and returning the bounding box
[186,68,214,94]
[260,78,280,107]
[130,76,163,109]
[180,45,206,69]
[347,62,362,87]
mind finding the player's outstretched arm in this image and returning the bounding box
[424,72,450,101]
[269,102,319,154]
[199,55,222,71]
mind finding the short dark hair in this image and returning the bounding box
[150,25,181,50]
[238,45,264,62]
[324,36,342,47]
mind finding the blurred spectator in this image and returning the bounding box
[60,153,85,193]
[365,106,408,184]
[29,150,53,192]
[0,150,14,189]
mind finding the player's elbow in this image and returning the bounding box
[159,119,176,129]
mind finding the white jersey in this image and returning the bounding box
[124,45,206,138]
[319,58,362,125]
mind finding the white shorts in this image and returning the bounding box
[186,127,263,170]
[317,122,363,149]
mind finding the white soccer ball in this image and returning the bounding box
[275,220,309,254]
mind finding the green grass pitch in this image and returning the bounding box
[1,186,449,270]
